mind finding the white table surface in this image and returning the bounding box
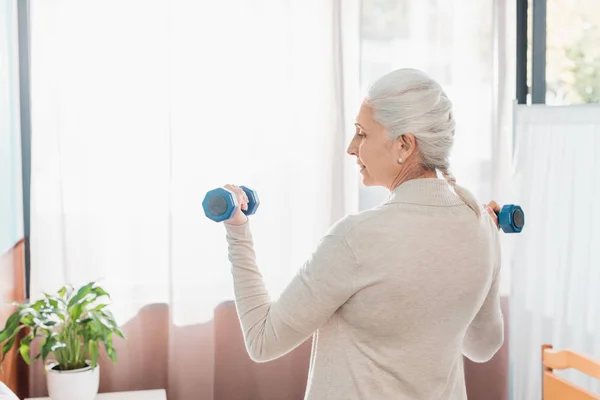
[25,389,167,400]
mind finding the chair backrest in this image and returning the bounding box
[542,344,600,400]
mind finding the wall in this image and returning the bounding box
[0,239,28,398]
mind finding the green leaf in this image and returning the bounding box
[18,308,44,329]
[90,286,111,300]
[101,310,122,332]
[67,282,95,308]
[58,284,74,301]
[29,316,54,331]
[0,336,16,363]
[101,309,117,322]
[68,288,103,321]
[20,307,39,318]
[114,328,126,340]
[19,342,31,365]
[90,311,113,331]
[21,334,33,345]
[40,336,56,362]
[78,317,93,325]
[88,341,99,368]
[69,302,86,321]
[29,302,42,312]
[103,335,117,363]
[43,295,62,310]
[20,314,35,326]
[30,298,53,313]
[0,324,25,361]
[0,310,24,342]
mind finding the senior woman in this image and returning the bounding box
[222,68,503,399]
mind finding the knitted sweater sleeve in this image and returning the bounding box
[462,221,505,362]
[224,220,359,362]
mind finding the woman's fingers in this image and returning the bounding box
[486,206,498,221]
[240,189,249,211]
[485,200,500,228]
[241,191,248,210]
[235,186,249,210]
[225,184,249,211]
[487,200,501,213]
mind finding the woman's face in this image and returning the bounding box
[347,103,402,187]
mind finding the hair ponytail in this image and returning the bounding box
[441,168,482,218]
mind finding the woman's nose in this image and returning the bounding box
[347,141,357,156]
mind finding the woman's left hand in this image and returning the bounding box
[485,200,501,228]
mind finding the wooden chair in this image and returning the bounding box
[542,344,600,400]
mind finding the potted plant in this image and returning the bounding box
[0,281,125,400]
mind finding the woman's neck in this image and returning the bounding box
[387,167,437,191]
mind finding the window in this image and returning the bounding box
[546,0,600,104]
[519,0,600,104]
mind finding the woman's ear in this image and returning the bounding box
[397,134,417,158]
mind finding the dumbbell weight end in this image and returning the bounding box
[496,204,525,233]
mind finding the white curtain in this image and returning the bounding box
[28,0,360,397]
[490,0,517,296]
[510,104,600,399]
[0,0,24,254]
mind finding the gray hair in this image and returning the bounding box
[366,68,481,217]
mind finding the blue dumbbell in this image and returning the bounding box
[496,204,525,233]
[202,186,260,222]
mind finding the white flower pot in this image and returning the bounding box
[45,362,100,400]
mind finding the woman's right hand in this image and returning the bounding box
[223,184,250,226]
[485,200,501,228]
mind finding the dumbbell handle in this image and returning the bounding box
[494,204,525,233]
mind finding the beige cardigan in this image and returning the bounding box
[225,178,504,399]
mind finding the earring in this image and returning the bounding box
[397,157,404,164]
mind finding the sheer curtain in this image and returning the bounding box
[510,104,600,399]
[28,0,360,398]
[0,0,23,254]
